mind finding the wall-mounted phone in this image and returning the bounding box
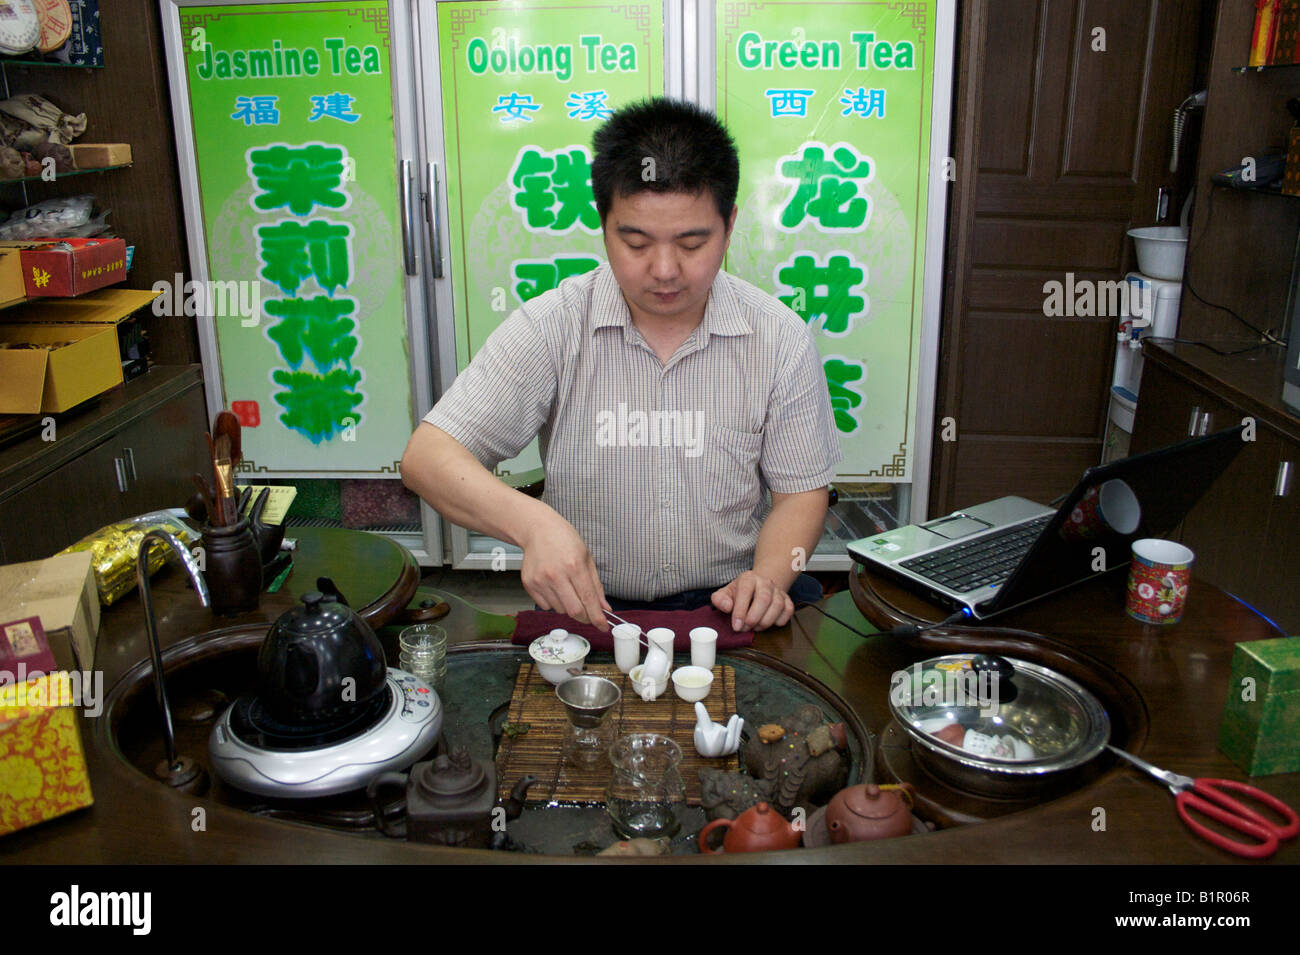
[1170,89,1207,174]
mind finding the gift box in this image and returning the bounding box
[1219,636,1300,776]
[0,237,128,298]
[0,552,99,670]
[1284,127,1300,197]
[1253,0,1281,67]
[1273,0,1300,64]
[0,672,94,836]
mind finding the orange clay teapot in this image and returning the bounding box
[698,801,801,854]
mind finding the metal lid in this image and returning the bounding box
[888,654,1110,776]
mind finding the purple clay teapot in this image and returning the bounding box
[367,745,537,848]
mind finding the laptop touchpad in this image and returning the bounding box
[922,514,992,540]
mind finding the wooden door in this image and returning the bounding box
[931,0,1204,514]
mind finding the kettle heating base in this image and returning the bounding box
[210,670,442,799]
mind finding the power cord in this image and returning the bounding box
[797,601,972,638]
[1183,185,1288,347]
[1146,335,1272,356]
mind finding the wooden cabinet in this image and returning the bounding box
[0,366,207,564]
[1131,343,1300,633]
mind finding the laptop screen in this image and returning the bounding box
[983,425,1246,613]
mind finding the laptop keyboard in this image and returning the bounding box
[899,514,1052,593]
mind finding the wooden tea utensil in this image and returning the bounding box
[214,410,243,525]
[191,473,217,526]
[213,433,237,526]
[214,410,242,466]
[205,431,223,526]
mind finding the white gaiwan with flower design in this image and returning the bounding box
[528,629,591,685]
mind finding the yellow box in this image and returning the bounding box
[0,320,123,414]
[0,672,93,836]
[0,246,23,307]
[0,552,100,670]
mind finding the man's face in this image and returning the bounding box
[602,189,737,328]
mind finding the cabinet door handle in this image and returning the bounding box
[123,446,137,480]
[1278,461,1294,498]
[1187,407,1211,437]
[114,457,129,493]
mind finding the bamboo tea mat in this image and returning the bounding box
[495,662,740,805]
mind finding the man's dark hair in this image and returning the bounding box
[591,97,739,224]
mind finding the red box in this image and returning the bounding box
[0,238,128,298]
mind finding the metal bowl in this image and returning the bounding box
[888,653,1110,798]
[555,674,621,728]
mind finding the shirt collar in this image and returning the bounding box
[592,263,754,339]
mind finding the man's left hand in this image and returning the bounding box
[712,570,794,632]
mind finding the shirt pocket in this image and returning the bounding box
[703,424,764,515]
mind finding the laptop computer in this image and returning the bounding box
[847,426,1245,620]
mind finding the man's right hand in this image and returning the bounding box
[518,509,611,631]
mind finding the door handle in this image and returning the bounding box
[1187,407,1211,437]
[399,158,417,276]
[1277,461,1294,498]
[123,446,137,480]
[114,457,129,493]
[426,161,443,279]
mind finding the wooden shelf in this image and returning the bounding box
[0,162,131,184]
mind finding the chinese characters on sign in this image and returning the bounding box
[182,5,411,475]
[772,141,877,433]
[725,10,932,463]
[248,141,362,444]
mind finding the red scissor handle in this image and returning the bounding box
[1175,779,1300,859]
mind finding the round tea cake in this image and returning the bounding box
[34,0,71,53]
[0,0,40,56]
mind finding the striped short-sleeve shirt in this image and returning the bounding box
[423,263,841,600]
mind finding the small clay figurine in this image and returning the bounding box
[698,767,773,821]
[743,704,848,815]
[598,838,671,856]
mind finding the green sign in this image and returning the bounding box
[718,1,939,481]
[437,1,661,478]
[179,2,411,476]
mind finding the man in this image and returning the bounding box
[401,98,840,632]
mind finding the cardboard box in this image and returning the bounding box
[69,143,132,169]
[2,287,159,325]
[0,672,94,836]
[0,321,123,414]
[0,238,128,298]
[0,288,160,384]
[0,553,100,671]
[0,247,22,307]
[1219,636,1300,776]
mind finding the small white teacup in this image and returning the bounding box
[689,627,718,669]
[671,666,714,703]
[611,623,643,674]
[630,664,668,702]
[645,627,675,657]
